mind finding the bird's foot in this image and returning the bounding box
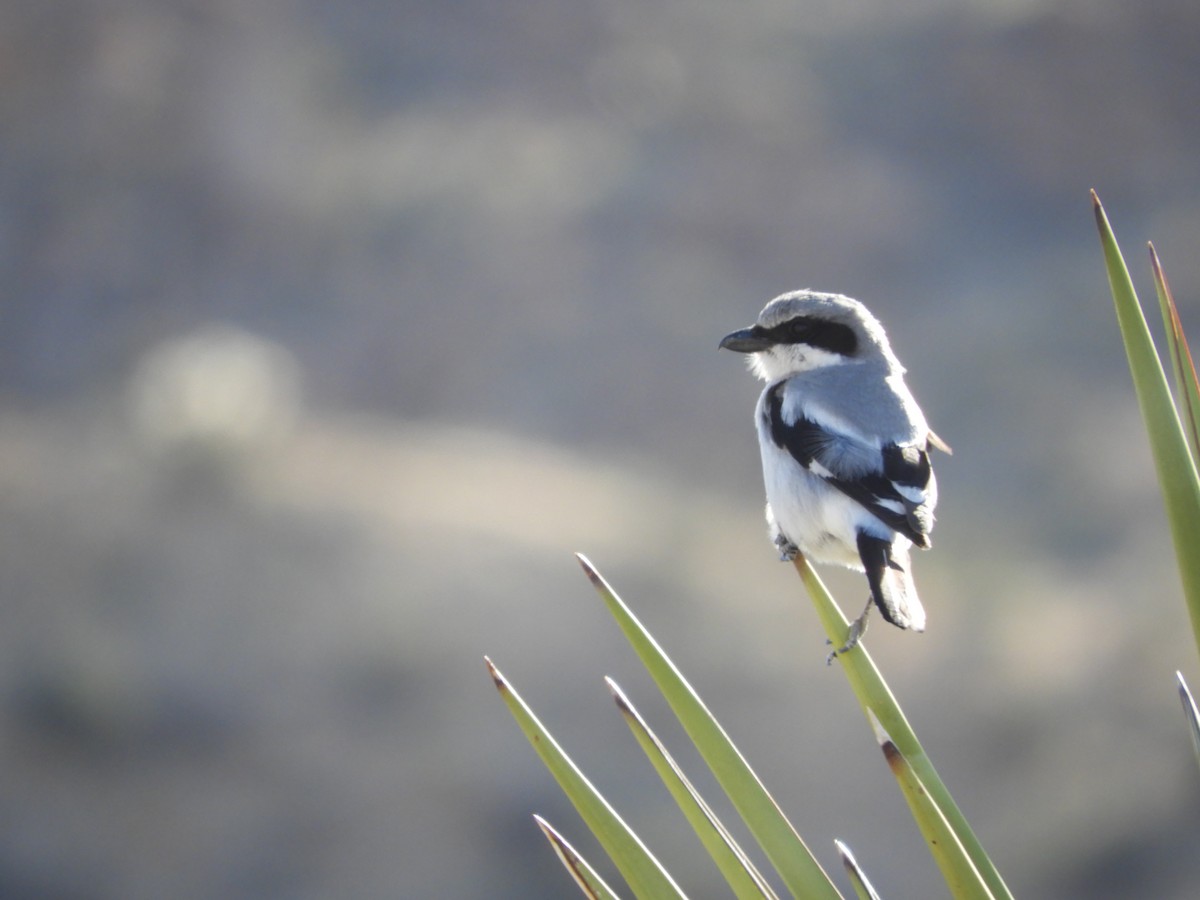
[826,598,873,665]
[775,535,800,562]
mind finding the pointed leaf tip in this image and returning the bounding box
[532,814,560,845]
[484,656,507,691]
[1149,243,1169,287]
[834,839,864,877]
[1176,672,1200,773]
[575,553,602,584]
[533,815,618,900]
[834,842,858,881]
[834,840,883,900]
[604,675,624,700]
[604,677,636,716]
[1178,671,1197,708]
[1092,192,1109,230]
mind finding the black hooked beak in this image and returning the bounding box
[718,326,773,354]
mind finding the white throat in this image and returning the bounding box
[750,345,849,382]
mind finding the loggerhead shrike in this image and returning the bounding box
[720,290,950,658]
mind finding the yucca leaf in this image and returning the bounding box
[1149,245,1200,471]
[484,657,686,898]
[606,677,779,900]
[793,556,1012,900]
[1176,671,1200,773]
[833,840,881,900]
[576,555,842,899]
[533,815,624,900]
[868,712,993,899]
[1092,192,1200,652]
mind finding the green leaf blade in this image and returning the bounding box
[1176,671,1200,774]
[534,815,624,900]
[793,556,1013,900]
[485,657,687,899]
[833,840,882,900]
[606,678,778,900]
[1093,193,1200,654]
[868,712,994,899]
[1149,244,1200,474]
[576,555,842,900]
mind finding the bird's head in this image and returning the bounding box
[719,290,901,382]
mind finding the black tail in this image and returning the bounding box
[856,533,926,632]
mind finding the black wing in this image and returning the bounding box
[765,382,934,547]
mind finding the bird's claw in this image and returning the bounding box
[825,599,873,665]
[775,536,800,562]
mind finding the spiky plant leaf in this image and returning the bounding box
[868,712,993,899]
[1176,671,1200,773]
[833,840,881,900]
[1092,192,1200,654]
[534,816,623,900]
[575,555,842,899]
[1149,245,1200,472]
[606,678,778,900]
[793,556,1012,900]
[485,658,686,898]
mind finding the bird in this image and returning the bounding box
[719,290,950,659]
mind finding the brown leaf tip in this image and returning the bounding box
[1148,243,1162,275]
[484,656,507,691]
[533,815,561,846]
[834,839,859,870]
[880,739,902,767]
[574,552,603,587]
[604,676,632,713]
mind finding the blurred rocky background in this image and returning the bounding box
[3,0,1200,897]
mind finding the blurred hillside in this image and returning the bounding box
[2,0,1200,897]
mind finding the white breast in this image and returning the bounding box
[754,390,906,570]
